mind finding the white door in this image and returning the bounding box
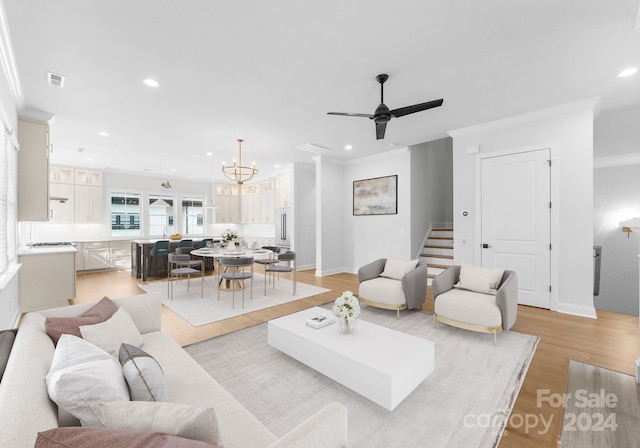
[481,149,551,308]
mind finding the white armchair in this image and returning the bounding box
[357,258,428,318]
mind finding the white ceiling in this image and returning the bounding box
[4,0,640,182]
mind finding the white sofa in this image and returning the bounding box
[0,294,347,448]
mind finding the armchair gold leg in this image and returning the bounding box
[493,330,497,346]
[433,314,437,328]
[396,307,400,319]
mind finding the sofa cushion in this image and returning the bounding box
[359,277,406,306]
[119,343,168,401]
[96,401,221,446]
[0,329,16,382]
[79,307,144,357]
[455,262,505,294]
[34,427,219,448]
[435,288,503,328]
[45,334,130,427]
[381,257,419,280]
[44,297,118,346]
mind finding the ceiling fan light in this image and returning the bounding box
[618,67,638,77]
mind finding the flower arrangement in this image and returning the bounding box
[221,229,238,242]
[332,291,360,333]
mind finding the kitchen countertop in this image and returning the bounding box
[18,246,77,256]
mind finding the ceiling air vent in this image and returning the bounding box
[296,143,333,155]
[47,72,65,88]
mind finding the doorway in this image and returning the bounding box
[480,148,551,308]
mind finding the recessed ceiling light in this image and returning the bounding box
[618,67,638,77]
[98,131,109,137]
[170,168,176,172]
[143,78,160,87]
[345,145,353,150]
[274,164,280,168]
[85,158,93,161]
[206,152,213,156]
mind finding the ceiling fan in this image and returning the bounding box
[327,74,444,140]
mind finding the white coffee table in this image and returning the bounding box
[267,306,434,410]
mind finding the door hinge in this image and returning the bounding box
[549,285,552,292]
[549,202,552,208]
[547,159,552,167]
[549,243,552,250]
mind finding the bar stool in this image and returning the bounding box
[148,240,170,279]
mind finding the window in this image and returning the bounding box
[182,196,204,235]
[148,194,175,236]
[110,192,141,237]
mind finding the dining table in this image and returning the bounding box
[191,247,274,290]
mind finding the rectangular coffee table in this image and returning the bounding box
[267,306,434,410]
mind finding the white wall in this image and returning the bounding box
[342,148,412,272]
[449,98,597,318]
[315,156,345,276]
[593,106,640,316]
[292,163,316,270]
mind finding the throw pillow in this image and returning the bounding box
[0,329,17,382]
[119,343,168,402]
[381,257,420,280]
[45,297,118,346]
[80,307,144,357]
[34,427,219,448]
[455,262,505,294]
[96,401,221,446]
[45,334,130,427]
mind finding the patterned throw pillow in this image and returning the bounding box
[119,343,168,402]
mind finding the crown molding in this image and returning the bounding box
[343,147,409,166]
[594,152,640,169]
[447,97,601,138]
[0,1,24,110]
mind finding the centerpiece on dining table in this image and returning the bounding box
[332,291,361,334]
[221,229,240,251]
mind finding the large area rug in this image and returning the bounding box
[185,305,538,448]
[139,274,330,326]
[560,360,640,447]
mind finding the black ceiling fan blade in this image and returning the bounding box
[327,112,374,118]
[390,99,444,118]
[375,122,387,140]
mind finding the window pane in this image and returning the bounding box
[182,196,204,236]
[111,192,141,236]
[149,194,175,236]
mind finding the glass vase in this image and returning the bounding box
[338,317,357,334]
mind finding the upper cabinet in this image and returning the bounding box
[18,117,52,221]
[275,173,290,208]
[49,165,104,223]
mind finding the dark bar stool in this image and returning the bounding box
[148,240,170,279]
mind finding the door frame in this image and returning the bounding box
[473,141,560,311]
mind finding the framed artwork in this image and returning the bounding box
[353,175,398,216]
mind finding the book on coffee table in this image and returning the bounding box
[306,314,336,329]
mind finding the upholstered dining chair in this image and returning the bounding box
[148,240,170,278]
[254,246,281,285]
[264,251,296,296]
[174,246,204,271]
[167,253,204,300]
[218,257,254,309]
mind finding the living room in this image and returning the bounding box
[0,1,639,447]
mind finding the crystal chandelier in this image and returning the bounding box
[221,138,258,185]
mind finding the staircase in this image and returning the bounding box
[420,226,454,287]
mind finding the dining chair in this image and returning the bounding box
[175,246,204,271]
[167,253,204,300]
[148,240,170,278]
[218,256,254,309]
[198,238,215,271]
[254,246,281,285]
[265,251,296,296]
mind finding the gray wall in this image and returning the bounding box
[593,106,640,316]
[410,137,453,258]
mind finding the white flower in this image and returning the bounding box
[332,291,360,321]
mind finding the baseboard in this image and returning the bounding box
[315,267,350,277]
[556,302,597,319]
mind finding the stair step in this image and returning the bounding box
[428,263,450,270]
[429,236,453,241]
[432,227,453,231]
[424,244,453,250]
[421,253,453,259]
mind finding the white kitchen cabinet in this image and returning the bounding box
[49,183,75,222]
[18,117,51,221]
[74,168,102,186]
[262,191,275,223]
[215,195,240,223]
[109,241,132,269]
[75,185,104,222]
[275,172,291,208]
[82,242,110,270]
[49,165,74,184]
[18,248,76,312]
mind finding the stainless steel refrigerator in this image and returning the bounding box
[275,208,291,248]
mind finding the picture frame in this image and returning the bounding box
[353,175,398,216]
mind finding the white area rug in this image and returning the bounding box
[186,305,538,448]
[139,273,331,326]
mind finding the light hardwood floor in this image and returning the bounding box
[74,268,639,448]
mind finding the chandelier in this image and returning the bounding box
[221,138,258,185]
